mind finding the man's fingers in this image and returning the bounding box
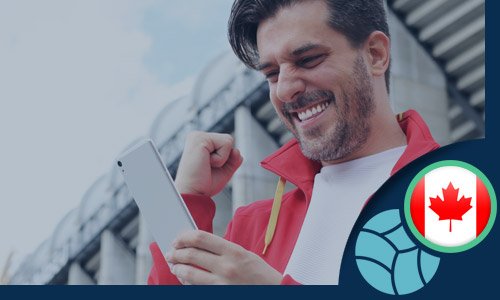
[166,247,220,272]
[202,133,235,168]
[218,148,244,175]
[171,263,219,285]
[228,148,244,168]
[173,230,236,255]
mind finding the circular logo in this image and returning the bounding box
[404,160,497,253]
[355,209,440,295]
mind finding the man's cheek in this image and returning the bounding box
[280,113,296,132]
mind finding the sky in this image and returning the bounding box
[0,0,233,277]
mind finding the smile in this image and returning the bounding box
[295,101,331,122]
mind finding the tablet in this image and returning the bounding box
[117,139,197,259]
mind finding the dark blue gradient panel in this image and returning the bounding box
[341,140,499,298]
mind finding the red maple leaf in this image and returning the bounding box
[429,182,473,232]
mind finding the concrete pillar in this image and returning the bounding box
[212,187,233,236]
[68,262,94,285]
[233,106,279,213]
[135,216,153,285]
[388,11,451,145]
[98,230,136,284]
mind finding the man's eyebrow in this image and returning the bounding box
[291,43,321,56]
[256,62,272,71]
[256,43,323,70]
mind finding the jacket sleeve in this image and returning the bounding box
[223,208,303,286]
[147,194,216,285]
[281,275,302,285]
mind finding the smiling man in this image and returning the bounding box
[148,0,439,285]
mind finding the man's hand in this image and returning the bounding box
[165,230,283,285]
[175,132,243,197]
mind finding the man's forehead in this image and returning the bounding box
[255,1,334,64]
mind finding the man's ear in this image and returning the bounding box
[364,31,390,77]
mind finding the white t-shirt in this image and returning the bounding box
[284,146,406,284]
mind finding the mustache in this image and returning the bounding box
[282,90,336,113]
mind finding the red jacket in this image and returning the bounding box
[148,110,440,285]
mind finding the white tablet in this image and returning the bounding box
[117,139,197,259]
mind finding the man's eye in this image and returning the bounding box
[298,55,324,67]
[265,71,279,82]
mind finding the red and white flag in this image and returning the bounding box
[409,166,491,247]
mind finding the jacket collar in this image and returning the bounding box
[260,110,440,195]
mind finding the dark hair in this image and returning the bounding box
[228,0,391,91]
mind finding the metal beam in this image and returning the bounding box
[387,1,485,142]
[447,84,485,137]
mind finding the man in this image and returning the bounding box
[148,0,439,285]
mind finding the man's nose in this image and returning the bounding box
[276,68,305,103]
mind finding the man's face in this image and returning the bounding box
[256,0,375,163]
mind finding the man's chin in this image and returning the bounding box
[297,139,326,161]
[296,130,325,144]
[288,126,330,158]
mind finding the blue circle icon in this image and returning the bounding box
[355,209,440,295]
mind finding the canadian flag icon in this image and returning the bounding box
[408,164,496,250]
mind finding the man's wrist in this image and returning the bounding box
[175,181,206,196]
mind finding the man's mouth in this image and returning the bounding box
[292,100,331,122]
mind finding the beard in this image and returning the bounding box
[281,54,376,162]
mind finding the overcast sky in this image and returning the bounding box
[0,0,233,276]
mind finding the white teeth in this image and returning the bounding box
[306,109,313,118]
[297,102,330,121]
